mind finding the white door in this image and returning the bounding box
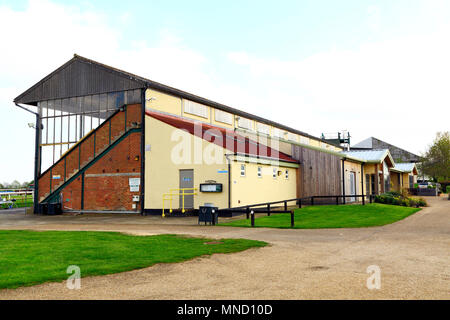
[349,172,356,202]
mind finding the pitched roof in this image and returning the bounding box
[147,111,298,163]
[352,137,373,149]
[341,149,395,167]
[15,54,337,148]
[393,163,418,174]
[351,137,420,162]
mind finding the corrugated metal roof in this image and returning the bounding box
[393,163,416,173]
[14,54,339,148]
[341,149,394,166]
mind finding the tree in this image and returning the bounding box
[419,132,450,182]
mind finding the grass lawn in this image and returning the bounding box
[1,194,33,209]
[0,230,267,289]
[219,203,421,229]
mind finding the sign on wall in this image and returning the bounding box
[129,178,140,192]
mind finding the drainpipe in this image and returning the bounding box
[225,154,233,208]
[361,163,365,205]
[140,88,146,215]
[15,103,41,214]
[341,158,346,204]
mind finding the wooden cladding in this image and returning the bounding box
[292,145,342,200]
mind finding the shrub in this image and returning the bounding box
[386,191,402,197]
[401,198,410,207]
[446,186,450,194]
[416,198,427,207]
[374,193,426,207]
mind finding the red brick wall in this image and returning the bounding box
[61,176,82,210]
[38,170,50,201]
[83,132,141,211]
[38,104,142,211]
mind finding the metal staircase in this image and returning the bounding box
[38,104,141,205]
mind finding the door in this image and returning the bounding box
[349,171,356,202]
[179,169,194,209]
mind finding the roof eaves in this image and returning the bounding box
[73,54,340,147]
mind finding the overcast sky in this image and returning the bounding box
[0,0,449,183]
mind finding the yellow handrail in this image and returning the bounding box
[162,188,198,217]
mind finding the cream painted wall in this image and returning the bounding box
[343,160,362,201]
[145,116,229,210]
[145,114,299,210]
[391,172,401,191]
[145,88,338,155]
[230,161,297,207]
[145,89,181,116]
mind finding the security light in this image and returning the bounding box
[28,123,35,128]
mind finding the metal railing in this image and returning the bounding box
[39,104,141,201]
[218,194,374,219]
[162,188,198,217]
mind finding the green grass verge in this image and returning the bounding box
[0,230,267,289]
[219,203,421,229]
[1,195,33,209]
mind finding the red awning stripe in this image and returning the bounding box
[146,111,298,163]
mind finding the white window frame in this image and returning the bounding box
[287,132,297,141]
[257,166,262,178]
[214,109,233,125]
[299,136,309,145]
[272,128,282,138]
[238,117,253,130]
[183,100,208,118]
[257,123,270,135]
[240,164,246,177]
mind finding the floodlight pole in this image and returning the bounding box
[15,103,41,214]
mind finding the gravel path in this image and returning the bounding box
[0,196,448,299]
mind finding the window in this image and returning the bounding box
[257,166,262,178]
[240,164,246,177]
[257,123,270,135]
[184,100,208,118]
[273,167,277,178]
[299,136,309,145]
[285,169,289,179]
[215,109,233,125]
[287,132,297,141]
[237,117,252,130]
[272,128,283,139]
[365,174,371,195]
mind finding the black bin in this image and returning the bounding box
[198,206,218,225]
[39,203,48,215]
[47,203,62,215]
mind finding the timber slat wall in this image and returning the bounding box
[292,145,342,202]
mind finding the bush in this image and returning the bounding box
[446,186,450,194]
[374,193,426,208]
[385,191,402,197]
[415,197,427,207]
